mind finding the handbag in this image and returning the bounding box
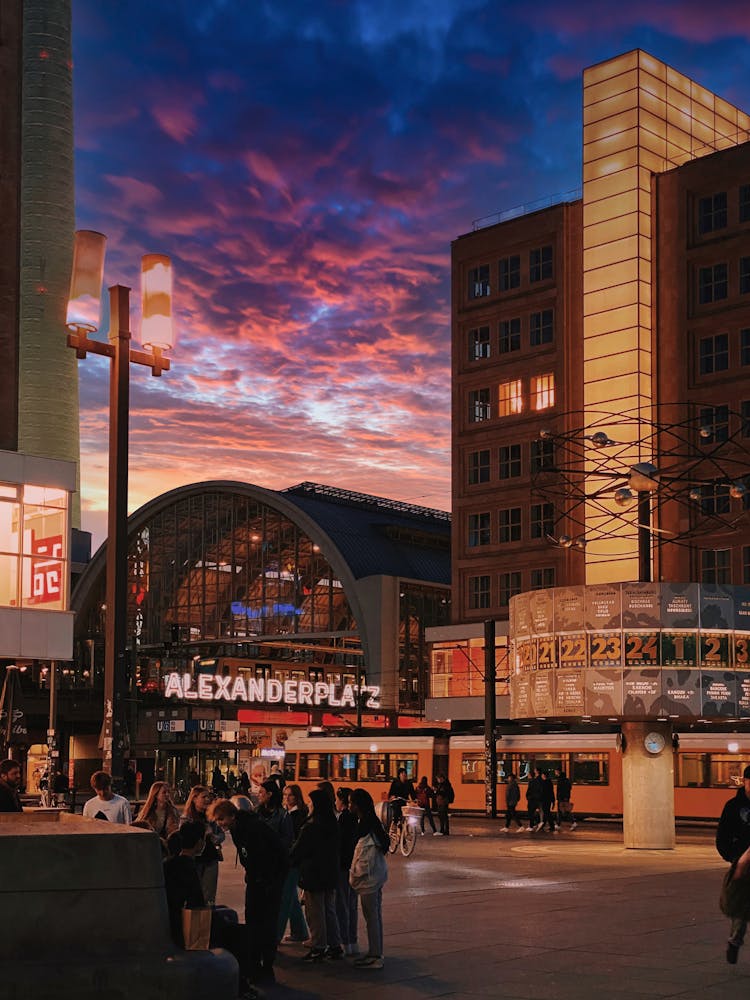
[182,906,212,950]
[719,864,750,921]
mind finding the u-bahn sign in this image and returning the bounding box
[163,672,381,710]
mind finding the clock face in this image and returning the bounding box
[644,731,666,754]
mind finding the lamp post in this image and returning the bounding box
[67,231,174,781]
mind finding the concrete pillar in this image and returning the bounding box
[621,721,675,849]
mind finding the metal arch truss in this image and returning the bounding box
[530,404,750,551]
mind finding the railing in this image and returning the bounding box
[472,188,582,231]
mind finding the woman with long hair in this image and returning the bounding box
[335,787,359,955]
[181,784,225,905]
[134,780,180,854]
[277,784,310,944]
[350,788,389,970]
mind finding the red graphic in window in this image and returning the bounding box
[28,532,63,605]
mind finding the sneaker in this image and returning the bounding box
[326,945,345,961]
[499,827,508,833]
[533,823,544,832]
[727,941,740,964]
[302,948,326,963]
[570,822,577,830]
[282,934,307,943]
[355,955,384,969]
[433,831,443,836]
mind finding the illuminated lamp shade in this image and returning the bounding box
[66,230,106,332]
[730,482,747,500]
[629,462,660,492]
[614,487,635,506]
[140,253,174,351]
[589,431,612,448]
[558,534,573,548]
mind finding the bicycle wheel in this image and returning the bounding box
[401,821,417,857]
[388,822,400,854]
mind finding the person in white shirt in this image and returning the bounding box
[82,770,133,824]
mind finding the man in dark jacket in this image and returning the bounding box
[211,799,288,984]
[526,768,543,831]
[434,774,454,836]
[539,771,556,832]
[0,760,23,812]
[717,765,750,963]
[555,769,576,830]
[501,773,522,832]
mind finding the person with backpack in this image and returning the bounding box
[434,774,454,836]
[415,776,436,835]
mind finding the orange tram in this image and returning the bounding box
[283,731,750,820]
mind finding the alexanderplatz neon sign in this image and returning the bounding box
[163,673,381,710]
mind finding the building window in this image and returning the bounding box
[530,245,553,282]
[740,184,750,224]
[468,512,491,547]
[498,379,523,417]
[468,449,490,485]
[699,405,729,443]
[700,483,731,516]
[530,309,553,346]
[742,401,750,438]
[468,575,490,610]
[744,545,750,584]
[531,373,555,410]
[531,567,556,589]
[499,444,522,479]
[469,388,491,423]
[699,333,729,374]
[698,192,727,234]
[530,503,554,539]
[499,572,522,608]
[741,257,750,295]
[499,318,521,353]
[499,507,522,543]
[698,264,728,304]
[499,255,520,291]
[701,549,731,584]
[531,438,555,473]
[469,326,491,361]
[741,329,750,366]
[0,483,70,612]
[469,265,490,299]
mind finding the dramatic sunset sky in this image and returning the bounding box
[71,1,750,548]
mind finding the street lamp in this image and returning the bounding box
[67,231,174,781]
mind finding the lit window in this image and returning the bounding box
[499,507,522,543]
[468,512,491,547]
[468,575,490,610]
[499,317,521,353]
[469,326,490,361]
[498,379,523,417]
[469,265,490,299]
[499,444,522,479]
[741,257,750,295]
[469,388,491,423]
[698,192,727,234]
[530,309,553,346]
[701,549,731,584]
[741,184,750,224]
[531,438,555,473]
[698,264,728,304]
[699,333,729,374]
[499,255,520,291]
[530,503,554,539]
[530,245,553,282]
[699,405,729,443]
[531,373,555,410]
[531,567,556,589]
[468,449,490,484]
[499,572,522,608]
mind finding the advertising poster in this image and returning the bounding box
[736,634,750,670]
[584,669,623,716]
[700,632,730,670]
[554,670,585,715]
[557,633,587,669]
[585,583,622,630]
[510,675,532,719]
[623,670,661,716]
[588,631,623,668]
[624,631,660,667]
[536,636,557,670]
[511,592,531,638]
[531,672,554,716]
[660,631,698,667]
[659,670,702,717]
[733,586,750,632]
[554,586,586,631]
[529,588,554,636]
[738,675,750,717]
[701,671,738,717]
[515,639,537,672]
[700,585,734,630]
[622,581,661,628]
[661,583,700,628]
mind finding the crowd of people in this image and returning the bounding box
[500,767,577,833]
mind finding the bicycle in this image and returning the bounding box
[387,801,422,857]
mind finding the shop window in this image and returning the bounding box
[499,255,520,291]
[698,191,727,234]
[699,333,729,374]
[698,263,728,304]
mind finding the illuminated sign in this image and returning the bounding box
[163,672,381,710]
[231,602,303,618]
[28,533,63,606]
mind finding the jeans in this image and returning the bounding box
[420,806,436,833]
[335,868,358,946]
[277,866,309,941]
[504,805,521,829]
[305,888,341,951]
[437,802,450,835]
[245,878,283,981]
[359,888,383,957]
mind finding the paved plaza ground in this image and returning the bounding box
[216,818,748,1000]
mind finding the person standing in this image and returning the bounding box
[539,771,556,832]
[82,771,132,823]
[0,759,23,812]
[717,764,750,963]
[434,773,454,836]
[182,785,225,905]
[525,768,543,832]
[350,788,389,970]
[416,776,437,835]
[278,784,310,944]
[555,768,577,830]
[134,780,181,854]
[335,787,360,956]
[501,773,522,832]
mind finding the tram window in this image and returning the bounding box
[284,753,297,780]
[357,753,388,781]
[709,754,746,788]
[570,753,608,785]
[298,753,328,780]
[330,753,358,781]
[462,753,485,783]
[534,754,565,778]
[515,755,534,782]
[391,756,418,781]
[497,757,510,782]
